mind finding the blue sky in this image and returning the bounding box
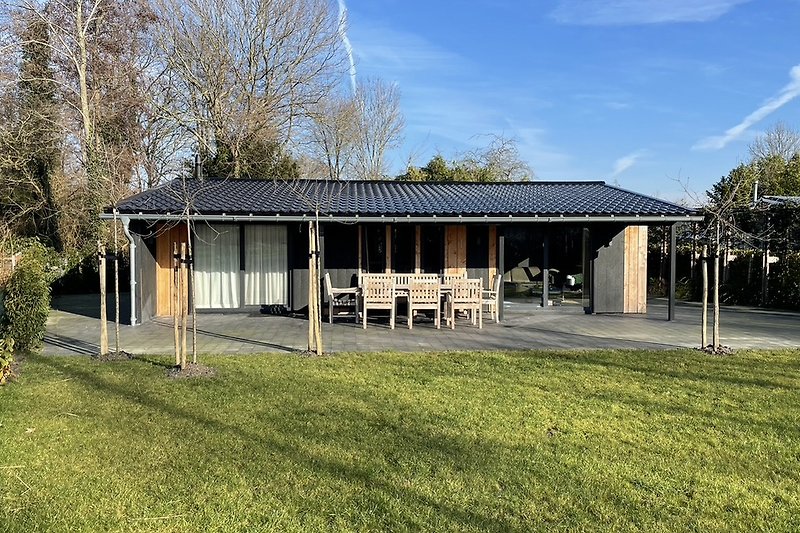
[339,0,800,203]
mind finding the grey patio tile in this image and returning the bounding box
[43,296,800,356]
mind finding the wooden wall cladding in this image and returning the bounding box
[623,225,648,313]
[444,226,467,275]
[155,223,189,317]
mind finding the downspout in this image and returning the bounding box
[120,214,138,326]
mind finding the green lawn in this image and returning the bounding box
[1,349,799,532]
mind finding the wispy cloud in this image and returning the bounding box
[610,150,648,177]
[512,126,573,178]
[551,0,751,25]
[337,0,357,94]
[349,24,467,77]
[693,64,800,151]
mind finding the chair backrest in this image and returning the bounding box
[451,278,482,304]
[442,272,467,286]
[324,272,333,298]
[492,273,502,294]
[361,272,439,289]
[363,278,394,304]
[408,280,440,305]
[393,273,412,288]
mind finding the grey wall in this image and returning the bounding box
[136,233,157,324]
[591,225,626,313]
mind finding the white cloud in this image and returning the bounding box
[349,24,466,77]
[610,150,648,178]
[551,0,751,25]
[693,64,800,151]
[513,126,573,177]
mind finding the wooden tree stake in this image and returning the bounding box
[98,240,109,356]
[113,211,120,355]
[701,244,708,349]
[173,241,180,367]
[180,242,188,369]
[713,220,721,349]
[186,218,197,365]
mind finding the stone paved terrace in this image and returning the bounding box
[42,294,800,356]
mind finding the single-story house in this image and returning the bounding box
[102,178,701,325]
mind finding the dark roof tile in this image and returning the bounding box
[112,178,694,218]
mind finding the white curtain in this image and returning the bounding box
[244,225,288,305]
[194,224,240,309]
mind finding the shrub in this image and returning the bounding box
[720,251,762,306]
[0,253,51,352]
[769,252,800,311]
[0,337,14,384]
[675,277,696,301]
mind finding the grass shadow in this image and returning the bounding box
[34,355,527,532]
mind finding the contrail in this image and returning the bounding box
[694,64,800,151]
[610,150,647,178]
[338,0,357,94]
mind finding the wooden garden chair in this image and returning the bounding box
[482,274,503,323]
[324,272,359,324]
[362,277,396,329]
[447,278,483,329]
[407,280,441,329]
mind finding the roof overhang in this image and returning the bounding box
[102,211,704,224]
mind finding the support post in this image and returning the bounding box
[385,225,392,273]
[541,233,549,308]
[668,223,677,321]
[414,225,421,274]
[498,231,505,322]
[357,225,363,277]
[121,216,137,326]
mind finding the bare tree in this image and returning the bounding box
[749,122,800,162]
[352,78,404,180]
[9,0,156,242]
[153,0,345,178]
[456,134,534,182]
[305,92,357,180]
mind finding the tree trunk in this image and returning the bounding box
[701,244,708,349]
[187,217,197,365]
[173,241,180,367]
[306,220,323,355]
[308,222,315,352]
[761,236,770,306]
[713,220,721,349]
[313,217,323,355]
[98,240,108,356]
[180,242,188,369]
[113,212,120,355]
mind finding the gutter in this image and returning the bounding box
[101,213,704,224]
[120,213,138,326]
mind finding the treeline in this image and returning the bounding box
[0,0,410,256]
[650,122,800,311]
